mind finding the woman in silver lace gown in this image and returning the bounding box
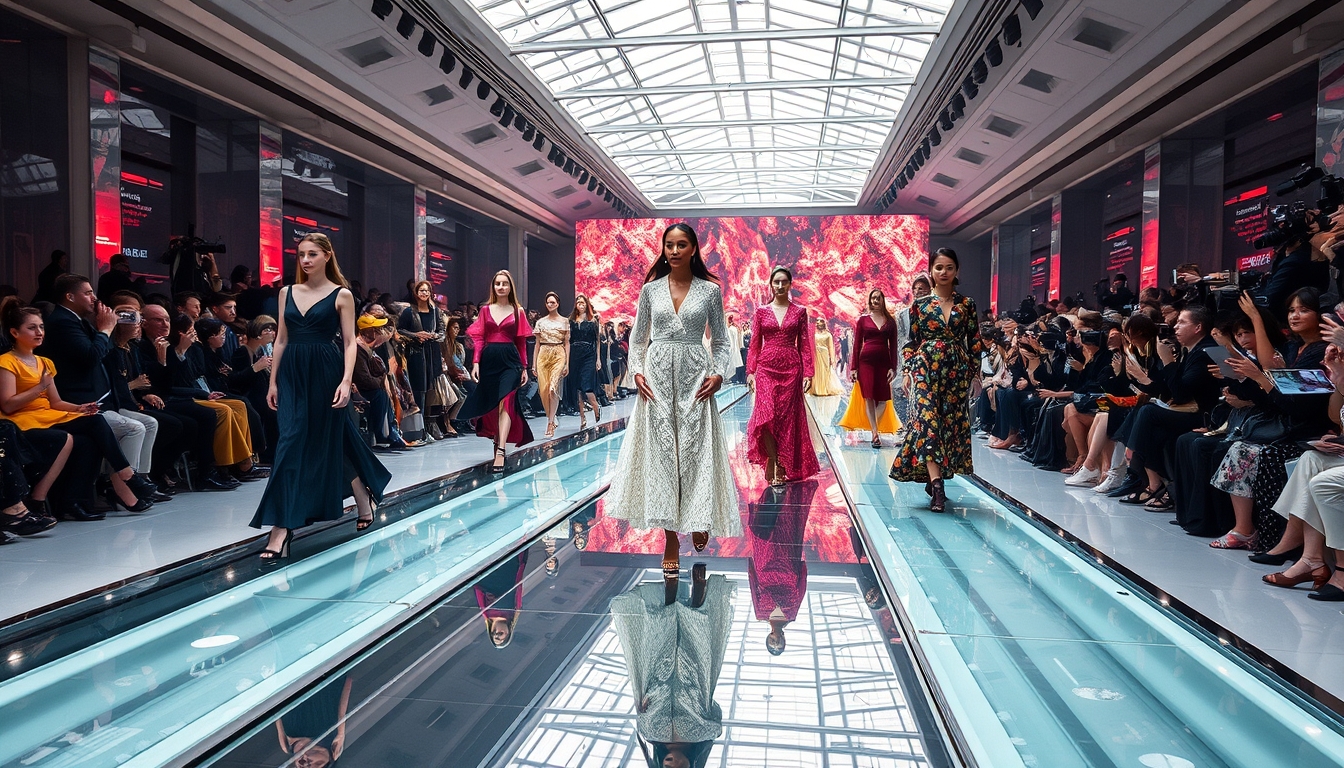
[611,573,735,768]
[605,224,742,572]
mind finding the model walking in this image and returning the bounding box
[458,270,534,473]
[890,249,984,512]
[746,267,819,487]
[847,289,899,447]
[569,295,602,428]
[251,233,391,560]
[533,292,569,437]
[605,223,742,576]
[807,318,845,396]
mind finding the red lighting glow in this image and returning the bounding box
[1267,112,1283,122]
[1223,186,1269,206]
[103,89,116,105]
[1105,226,1136,240]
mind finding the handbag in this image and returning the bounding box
[427,373,452,408]
[1224,409,1291,445]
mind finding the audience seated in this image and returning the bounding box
[167,314,261,486]
[231,315,278,463]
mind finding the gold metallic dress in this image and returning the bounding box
[533,316,569,398]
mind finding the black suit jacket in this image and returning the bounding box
[37,306,113,404]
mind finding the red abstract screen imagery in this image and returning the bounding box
[575,216,929,329]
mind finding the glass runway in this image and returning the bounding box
[3,389,1344,768]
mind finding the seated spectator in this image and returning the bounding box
[207,292,241,360]
[106,302,190,500]
[0,299,143,519]
[102,303,173,504]
[135,304,234,492]
[167,314,264,485]
[35,274,153,512]
[194,317,270,474]
[1031,322,1114,472]
[0,419,60,539]
[354,314,401,450]
[174,292,203,322]
[1113,306,1220,509]
[231,315,277,462]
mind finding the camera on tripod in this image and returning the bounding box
[1253,165,1344,249]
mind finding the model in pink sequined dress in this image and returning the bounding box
[745,279,820,485]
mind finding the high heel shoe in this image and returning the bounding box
[545,422,556,438]
[690,563,707,608]
[929,478,947,513]
[1249,547,1303,566]
[1263,563,1330,590]
[692,531,709,552]
[491,446,507,474]
[104,488,153,513]
[594,405,601,423]
[259,528,293,563]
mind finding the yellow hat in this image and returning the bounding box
[357,315,388,330]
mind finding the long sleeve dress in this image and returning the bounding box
[610,575,735,749]
[745,304,819,481]
[890,292,984,483]
[851,314,897,402]
[808,329,845,396]
[605,277,742,537]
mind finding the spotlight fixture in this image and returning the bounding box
[371,0,394,20]
[477,81,491,100]
[553,151,566,168]
[458,66,474,90]
[499,105,516,127]
[595,183,605,196]
[939,110,953,132]
[489,97,505,117]
[986,38,1003,67]
[1002,12,1022,46]
[395,10,415,39]
[532,131,546,151]
[522,125,535,142]
[417,30,436,57]
[438,50,456,76]
[514,114,527,131]
[962,75,979,100]
[920,138,932,159]
[971,56,988,84]
[896,173,908,189]
[950,92,966,118]
[929,128,941,146]
[604,192,613,203]
[1022,0,1043,21]
[578,170,589,184]
[547,146,561,164]
[587,177,598,192]
[563,158,575,175]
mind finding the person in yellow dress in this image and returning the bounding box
[532,292,569,437]
[807,317,845,396]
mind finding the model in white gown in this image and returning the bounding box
[605,276,742,538]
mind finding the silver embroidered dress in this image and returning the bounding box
[606,277,742,536]
[610,575,736,745]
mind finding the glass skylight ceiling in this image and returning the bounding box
[469,0,952,208]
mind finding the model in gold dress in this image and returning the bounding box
[533,292,570,437]
[807,317,845,396]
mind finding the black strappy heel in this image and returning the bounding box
[491,446,506,474]
[259,529,293,563]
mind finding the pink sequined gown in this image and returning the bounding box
[746,303,820,481]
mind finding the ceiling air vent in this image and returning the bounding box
[573,200,592,211]
[932,173,959,188]
[1072,18,1130,53]
[463,124,502,145]
[513,160,544,177]
[551,186,576,198]
[420,85,454,106]
[1019,69,1058,94]
[984,115,1023,138]
[955,148,987,165]
[916,195,940,207]
[339,38,396,69]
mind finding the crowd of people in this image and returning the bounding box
[0,250,640,545]
[970,252,1344,601]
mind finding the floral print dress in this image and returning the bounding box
[889,292,984,483]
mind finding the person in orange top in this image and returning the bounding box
[0,299,146,519]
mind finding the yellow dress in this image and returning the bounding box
[0,353,81,430]
[533,316,568,397]
[807,330,845,396]
[838,380,901,435]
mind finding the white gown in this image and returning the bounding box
[606,277,742,536]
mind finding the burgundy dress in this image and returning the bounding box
[746,304,819,481]
[852,314,896,402]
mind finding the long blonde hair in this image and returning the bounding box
[484,269,521,310]
[294,233,350,288]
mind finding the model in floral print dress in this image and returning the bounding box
[889,249,983,512]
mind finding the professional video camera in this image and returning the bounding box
[162,223,227,295]
[161,224,226,266]
[1253,165,1344,249]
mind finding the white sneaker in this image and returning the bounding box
[1093,468,1124,494]
[1064,465,1102,486]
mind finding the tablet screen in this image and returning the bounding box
[1269,368,1336,395]
[1203,346,1243,379]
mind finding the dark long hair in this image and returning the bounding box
[643,223,718,285]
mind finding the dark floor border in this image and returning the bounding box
[0,416,628,639]
[968,473,1344,721]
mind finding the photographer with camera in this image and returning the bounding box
[1095,273,1134,314]
[164,229,225,298]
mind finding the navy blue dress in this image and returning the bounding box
[251,287,391,529]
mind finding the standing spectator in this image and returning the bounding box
[32,250,68,305]
[97,254,143,304]
[397,280,446,430]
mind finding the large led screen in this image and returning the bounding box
[575,216,929,330]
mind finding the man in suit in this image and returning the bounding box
[40,273,159,502]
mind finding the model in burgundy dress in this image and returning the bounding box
[852,313,896,402]
[746,303,820,483]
